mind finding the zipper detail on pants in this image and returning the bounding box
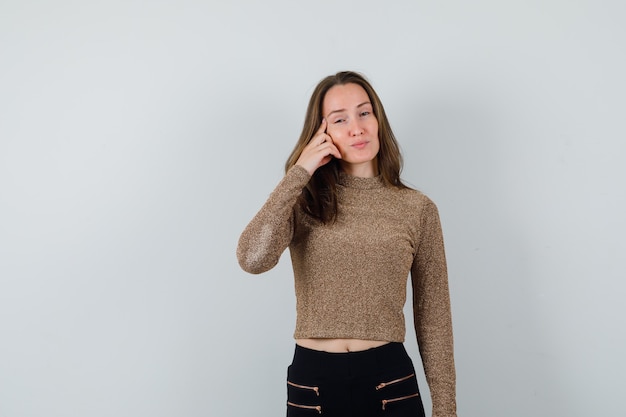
[381,393,420,410]
[375,373,415,390]
[287,380,320,396]
[287,401,322,414]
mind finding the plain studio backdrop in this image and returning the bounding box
[1,1,624,416]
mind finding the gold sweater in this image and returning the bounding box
[237,165,456,417]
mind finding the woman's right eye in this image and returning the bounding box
[333,118,345,124]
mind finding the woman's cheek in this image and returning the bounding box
[332,137,346,152]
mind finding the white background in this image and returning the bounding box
[1,1,625,416]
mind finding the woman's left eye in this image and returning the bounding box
[360,111,370,117]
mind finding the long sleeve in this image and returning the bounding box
[237,165,311,274]
[411,197,457,417]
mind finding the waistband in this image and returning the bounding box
[290,342,412,378]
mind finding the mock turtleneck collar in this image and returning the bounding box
[338,171,385,190]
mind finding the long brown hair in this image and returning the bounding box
[285,71,408,223]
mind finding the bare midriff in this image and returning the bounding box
[295,338,390,353]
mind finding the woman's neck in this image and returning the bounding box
[339,160,379,178]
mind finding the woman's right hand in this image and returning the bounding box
[295,119,342,176]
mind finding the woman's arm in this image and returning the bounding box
[411,197,457,417]
[236,165,311,274]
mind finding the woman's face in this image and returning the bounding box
[322,83,380,177]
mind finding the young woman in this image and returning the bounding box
[237,71,457,417]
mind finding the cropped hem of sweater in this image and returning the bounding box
[237,164,457,416]
[292,329,405,343]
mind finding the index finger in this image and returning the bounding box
[315,118,327,135]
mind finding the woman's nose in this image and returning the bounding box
[349,119,364,136]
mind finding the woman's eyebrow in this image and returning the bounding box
[326,102,371,118]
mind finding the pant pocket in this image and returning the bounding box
[381,393,420,411]
[286,400,322,415]
[374,370,424,415]
[287,378,323,415]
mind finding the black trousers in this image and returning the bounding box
[286,343,425,417]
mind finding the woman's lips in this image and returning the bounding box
[351,141,368,149]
